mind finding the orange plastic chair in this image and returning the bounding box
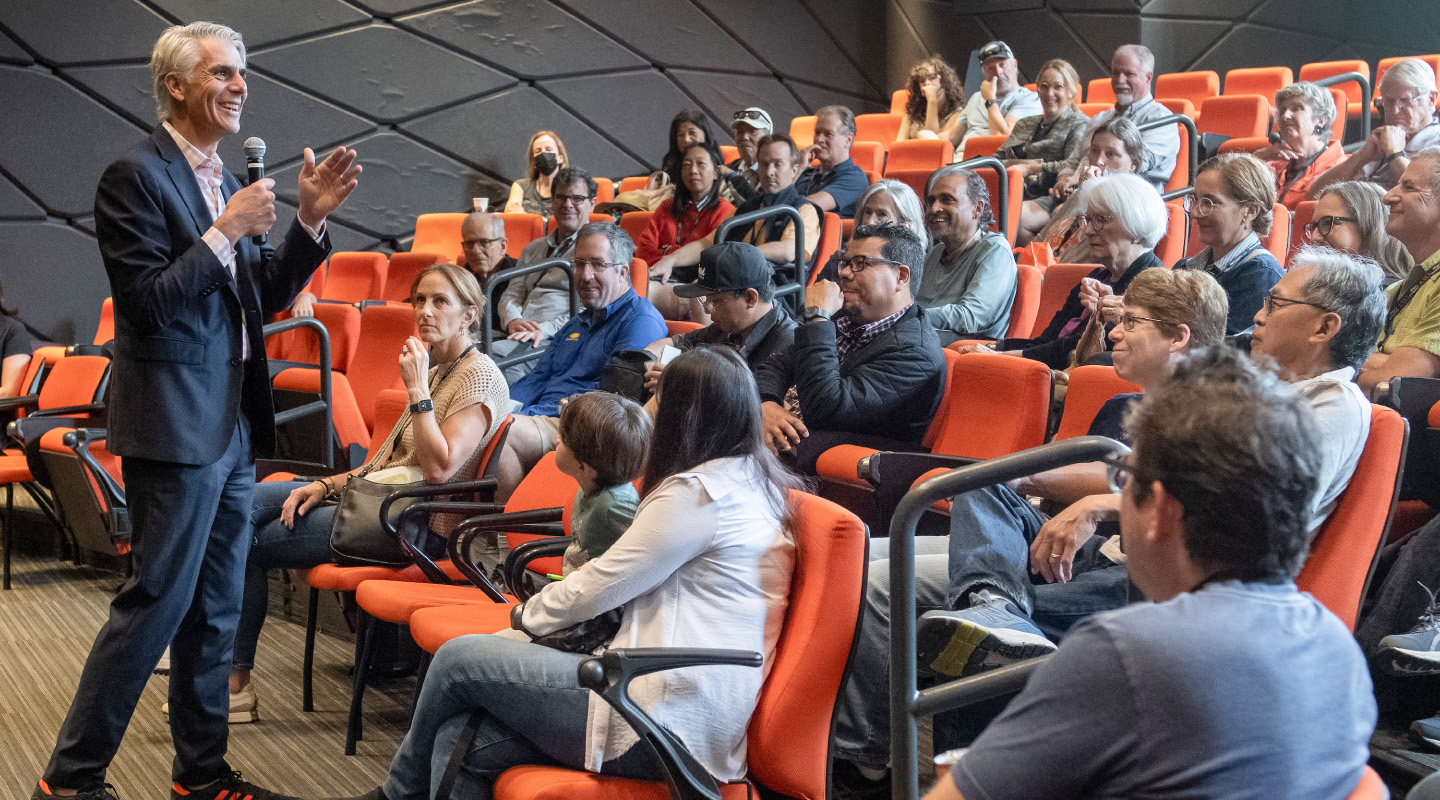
[855,112,904,144]
[1157,97,1195,119]
[383,252,443,305]
[628,257,648,299]
[1077,102,1112,118]
[618,176,650,194]
[594,177,614,204]
[411,213,468,262]
[1154,200,1188,266]
[1032,263,1098,337]
[891,88,909,115]
[719,145,739,164]
[961,134,1007,161]
[280,302,360,372]
[789,115,817,149]
[1053,365,1141,442]
[666,320,703,336]
[1155,70,1219,109]
[348,303,419,434]
[1087,78,1116,104]
[321,252,387,304]
[619,210,653,244]
[1299,60,1370,119]
[849,141,885,174]
[973,166,1024,246]
[883,139,954,199]
[1007,263,1042,339]
[1296,405,1405,630]
[1163,114,1193,195]
[497,213,546,259]
[489,489,866,800]
[1197,95,1269,140]
[94,298,114,346]
[1289,200,1317,268]
[271,368,371,457]
[1224,66,1294,103]
[807,212,842,285]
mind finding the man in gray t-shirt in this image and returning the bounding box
[954,41,1041,154]
[917,166,1016,340]
[923,347,1376,800]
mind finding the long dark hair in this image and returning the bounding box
[668,143,723,219]
[642,347,805,517]
[661,110,716,175]
[905,57,963,123]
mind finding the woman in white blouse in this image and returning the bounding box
[341,346,805,800]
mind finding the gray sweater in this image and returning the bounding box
[916,232,1017,338]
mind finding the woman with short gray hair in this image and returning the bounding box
[1312,57,1440,194]
[1253,82,1344,209]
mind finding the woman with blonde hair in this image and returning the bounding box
[997,58,1090,200]
[505,130,569,218]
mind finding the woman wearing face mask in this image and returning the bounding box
[1252,82,1344,210]
[506,131,569,218]
[1308,181,1412,285]
[1029,117,1146,261]
[641,143,737,319]
[997,59,1090,201]
[899,57,965,145]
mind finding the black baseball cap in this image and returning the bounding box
[673,242,773,298]
[979,41,1014,62]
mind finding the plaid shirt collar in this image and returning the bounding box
[834,304,911,360]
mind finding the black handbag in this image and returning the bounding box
[328,467,438,568]
[526,607,624,654]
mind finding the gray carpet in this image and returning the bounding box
[0,552,410,799]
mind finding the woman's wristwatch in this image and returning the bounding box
[410,398,434,414]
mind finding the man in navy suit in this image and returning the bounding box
[35,22,360,800]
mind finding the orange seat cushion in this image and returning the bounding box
[306,560,469,592]
[495,765,753,800]
[409,603,516,654]
[0,456,32,483]
[356,580,512,624]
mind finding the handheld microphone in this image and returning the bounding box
[243,137,267,246]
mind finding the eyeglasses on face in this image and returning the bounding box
[462,237,505,248]
[1119,311,1169,331]
[839,255,903,273]
[554,193,594,207]
[1182,194,1236,217]
[1263,292,1330,314]
[571,258,621,273]
[1303,215,1357,238]
[1102,451,1135,494]
[1075,213,1113,231]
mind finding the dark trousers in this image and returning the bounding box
[45,418,255,789]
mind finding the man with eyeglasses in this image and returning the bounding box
[496,222,666,502]
[921,346,1375,800]
[1312,58,1440,194]
[459,212,516,335]
[1359,149,1440,391]
[753,222,946,473]
[918,165,1017,342]
[493,166,598,382]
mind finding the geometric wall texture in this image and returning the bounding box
[2,0,1438,344]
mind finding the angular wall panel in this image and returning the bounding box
[0,29,33,65]
[149,0,371,48]
[0,174,44,220]
[550,0,767,74]
[690,0,878,96]
[0,0,169,65]
[669,69,810,143]
[545,72,700,166]
[0,221,110,344]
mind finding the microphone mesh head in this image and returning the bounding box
[243,137,266,161]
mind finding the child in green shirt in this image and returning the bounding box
[553,392,652,575]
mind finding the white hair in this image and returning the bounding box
[856,179,929,250]
[151,22,246,122]
[1078,172,1167,248]
[1380,58,1438,97]
[1275,81,1337,135]
[1113,44,1154,74]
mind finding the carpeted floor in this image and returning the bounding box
[0,552,410,800]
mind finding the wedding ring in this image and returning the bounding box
[1049,554,1061,560]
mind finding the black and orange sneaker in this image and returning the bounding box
[171,772,298,800]
[32,781,119,800]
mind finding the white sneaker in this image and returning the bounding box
[161,684,259,724]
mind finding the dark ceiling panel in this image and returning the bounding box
[667,69,808,142]
[1138,17,1232,75]
[0,0,169,65]
[559,0,767,73]
[0,221,109,345]
[150,0,371,48]
[545,71,700,168]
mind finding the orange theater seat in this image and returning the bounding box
[1186,204,1290,262]
[348,304,418,434]
[384,252,443,304]
[594,177,614,204]
[719,145,739,164]
[1299,60,1370,119]
[281,302,360,372]
[1032,263,1098,337]
[410,602,516,654]
[883,139,953,199]
[321,252,387,304]
[628,257,647,299]
[1157,97,1195,119]
[849,141,885,174]
[1224,66,1293,103]
[789,115,817,149]
[271,367,370,456]
[807,212,842,285]
[618,176,649,194]
[1054,365,1142,441]
[618,210,653,244]
[961,134,1007,161]
[972,166,1024,246]
[94,298,115,346]
[1197,95,1268,140]
[1154,200,1187,266]
[1007,263,1042,339]
[1077,102,1112,118]
[1289,200,1317,268]
[854,112,903,145]
[1087,78,1116,104]
[411,212,468,262]
[498,213,545,259]
[666,320,702,336]
[890,88,909,115]
[1155,70,1219,109]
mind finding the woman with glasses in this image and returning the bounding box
[960,174,1165,368]
[1252,82,1345,210]
[1312,58,1440,194]
[1025,117,1146,258]
[1176,152,1284,335]
[506,130,569,218]
[1308,181,1412,285]
[996,59,1090,201]
[899,57,965,145]
[639,143,737,319]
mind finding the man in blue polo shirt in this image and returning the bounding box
[496,222,665,500]
[796,106,869,219]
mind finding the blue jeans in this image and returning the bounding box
[383,634,661,800]
[233,479,337,670]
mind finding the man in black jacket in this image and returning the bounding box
[754,222,947,472]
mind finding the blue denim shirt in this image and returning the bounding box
[509,288,667,417]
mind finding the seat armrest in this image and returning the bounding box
[503,536,573,600]
[445,508,564,598]
[814,444,881,486]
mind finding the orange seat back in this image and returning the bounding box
[272,368,370,453]
[961,134,1007,161]
[594,177,614,204]
[619,210,654,244]
[854,113,903,145]
[1155,70,1219,109]
[1006,263,1043,339]
[929,353,1051,459]
[367,389,408,462]
[1164,115,1192,194]
[411,213,468,262]
[323,252,388,304]
[886,138,952,172]
[94,297,115,346]
[498,213,546,259]
[504,451,581,553]
[1298,60,1370,107]
[1053,366,1141,441]
[973,166,1023,246]
[1157,97,1195,119]
[1224,66,1294,102]
[1154,200,1187,266]
[1077,102,1112,118]
[383,252,443,304]
[1198,94,1269,139]
[789,115,817,149]
[350,304,419,432]
[807,213,842,285]
[890,88,909,115]
[920,349,962,451]
[284,302,360,372]
[1297,405,1405,630]
[618,176,650,194]
[1033,263,1097,338]
[37,355,110,412]
[719,145,739,164]
[1087,78,1116,104]
[629,257,648,299]
[666,320,703,337]
[1289,201,1317,268]
[848,141,885,174]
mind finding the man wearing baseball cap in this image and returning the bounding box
[644,242,797,392]
[955,40,1040,152]
[723,107,772,204]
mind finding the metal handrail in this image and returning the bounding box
[1137,113,1200,199]
[716,205,807,301]
[481,258,577,371]
[953,156,1011,241]
[887,436,1130,800]
[262,316,332,470]
[1313,71,1373,141]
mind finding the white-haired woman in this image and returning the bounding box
[1253,82,1345,209]
[855,179,929,248]
[961,174,1165,368]
[1312,58,1440,194]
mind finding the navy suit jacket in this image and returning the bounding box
[95,127,329,465]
